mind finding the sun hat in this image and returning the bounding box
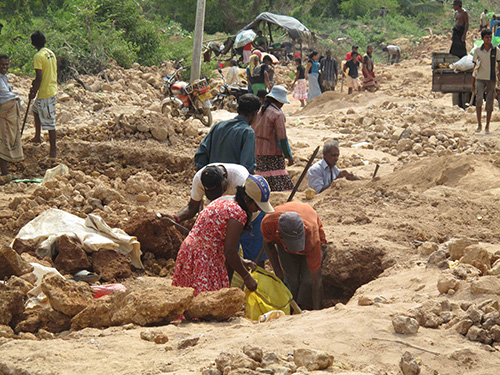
[244,175,274,213]
[278,212,305,253]
[201,165,225,201]
[266,85,289,104]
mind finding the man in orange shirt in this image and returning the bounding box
[261,202,326,310]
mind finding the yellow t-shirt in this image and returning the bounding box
[34,47,57,99]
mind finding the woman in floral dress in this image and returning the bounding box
[172,175,273,295]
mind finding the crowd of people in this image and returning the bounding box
[168,69,363,311]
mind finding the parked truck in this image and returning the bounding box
[431,51,473,109]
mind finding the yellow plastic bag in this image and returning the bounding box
[244,266,293,320]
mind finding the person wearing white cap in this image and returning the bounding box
[261,201,327,310]
[172,175,273,296]
[252,85,294,192]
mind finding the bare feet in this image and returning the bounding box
[485,128,490,134]
[31,137,41,144]
[475,127,482,133]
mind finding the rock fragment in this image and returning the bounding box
[40,273,94,316]
[426,249,449,270]
[54,235,91,274]
[471,276,500,295]
[293,348,333,371]
[243,345,263,363]
[399,351,420,375]
[140,329,168,344]
[392,316,419,334]
[0,246,34,278]
[92,249,132,281]
[185,288,245,321]
[419,242,438,256]
[72,286,193,329]
[448,238,476,260]
[177,336,200,349]
[437,273,459,294]
[0,324,14,338]
[15,308,72,334]
[0,284,25,325]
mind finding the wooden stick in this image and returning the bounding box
[20,98,32,136]
[372,164,380,179]
[287,146,320,202]
[372,337,441,356]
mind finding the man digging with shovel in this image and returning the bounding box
[261,202,327,310]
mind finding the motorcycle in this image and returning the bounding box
[160,65,213,127]
[211,68,248,112]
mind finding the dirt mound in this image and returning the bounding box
[381,154,500,193]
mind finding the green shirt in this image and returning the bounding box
[194,115,256,173]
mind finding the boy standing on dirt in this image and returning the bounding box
[472,29,500,134]
[29,30,58,159]
[343,52,361,94]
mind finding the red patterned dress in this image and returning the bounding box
[172,197,248,295]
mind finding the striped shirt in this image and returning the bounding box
[320,57,338,81]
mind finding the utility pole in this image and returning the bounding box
[190,0,206,83]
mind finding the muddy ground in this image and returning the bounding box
[1,31,500,374]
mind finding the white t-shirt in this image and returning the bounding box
[387,45,400,55]
[191,163,249,201]
[473,45,500,81]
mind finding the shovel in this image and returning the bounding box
[20,98,32,137]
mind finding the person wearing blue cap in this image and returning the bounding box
[172,175,273,296]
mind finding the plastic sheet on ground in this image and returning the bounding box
[13,208,143,269]
[25,263,65,310]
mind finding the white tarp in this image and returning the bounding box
[13,208,143,269]
[25,263,65,310]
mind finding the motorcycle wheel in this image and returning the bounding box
[193,98,213,127]
[227,97,238,113]
[161,101,180,119]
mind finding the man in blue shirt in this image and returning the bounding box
[307,140,360,194]
[194,94,261,173]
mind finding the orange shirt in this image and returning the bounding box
[261,202,326,272]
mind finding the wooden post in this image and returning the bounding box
[190,0,206,83]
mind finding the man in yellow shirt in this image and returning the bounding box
[29,31,57,158]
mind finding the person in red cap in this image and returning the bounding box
[172,175,273,295]
[261,202,327,310]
